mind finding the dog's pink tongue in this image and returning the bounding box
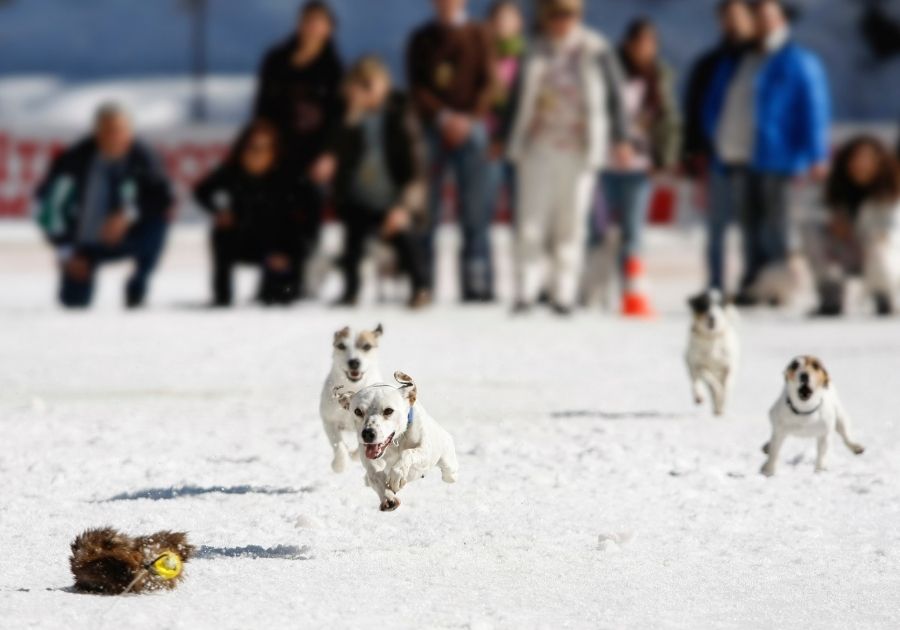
[365,444,380,459]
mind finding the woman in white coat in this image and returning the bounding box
[505,0,630,314]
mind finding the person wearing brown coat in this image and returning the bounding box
[406,0,496,302]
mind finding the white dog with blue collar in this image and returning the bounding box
[761,355,865,477]
[335,371,458,511]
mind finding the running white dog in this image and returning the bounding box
[685,290,739,416]
[761,355,865,476]
[335,371,458,512]
[319,324,383,473]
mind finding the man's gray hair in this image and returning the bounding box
[94,101,131,126]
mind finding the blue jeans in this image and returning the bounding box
[59,216,169,308]
[423,121,494,300]
[486,158,517,224]
[598,172,651,275]
[708,167,789,292]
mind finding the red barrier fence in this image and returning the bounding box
[0,128,231,219]
[0,127,677,222]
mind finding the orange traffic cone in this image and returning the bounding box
[621,256,655,318]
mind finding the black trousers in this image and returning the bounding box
[716,166,790,291]
[211,228,303,306]
[339,204,427,302]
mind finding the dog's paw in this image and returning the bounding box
[331,442,353,473]
[331,450,349,474]
[387,466,408,493]
[441,469,457,484]
[850,444,865,456]
[379,497,401,512]
[814,465,828,474]
[760,463,775,477]
[694,394,704,405]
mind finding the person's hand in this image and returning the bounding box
[441,113,472,149]
[64,256,91,282]
[215,210,235,230]
[382,207,412,238]
[100,213,129,246]
[612,142,634,170]
[309,153,337,185]
[266,253,291,273]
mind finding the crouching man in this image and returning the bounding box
[332,56,431,309]
[35,103,174,309]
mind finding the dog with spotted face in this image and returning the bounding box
[335,371,458,511]
[686,289,740,416]
[761,355,865,477]
[319,324,384,473]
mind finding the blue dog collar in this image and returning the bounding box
[407,407,414,426]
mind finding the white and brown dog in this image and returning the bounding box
[761,356,865,476]
[335,371,458,512]
[319,324,384,473]
[685,290,739,416]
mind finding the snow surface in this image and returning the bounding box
[1,224,899,629]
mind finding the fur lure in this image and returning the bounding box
[70,527,194,594]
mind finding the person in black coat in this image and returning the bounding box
[194,120,319,306]
[681,0,755,178]
[34,103,173,309]
[330,56,430,309]
[253,1,343,183]
[682,0,756,293]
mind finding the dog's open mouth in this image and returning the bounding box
[345,370,363,382]
[797,385,813,401]
[364,433,394,460]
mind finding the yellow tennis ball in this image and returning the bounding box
[151,551,183,581]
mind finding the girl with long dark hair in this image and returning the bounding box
[804,135,900,316]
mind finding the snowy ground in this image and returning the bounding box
[1,224,899,629]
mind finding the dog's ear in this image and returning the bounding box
[373,324,384,337]
[809,357,830,388]
[784,358,801,381]
[333,385,355,410]
[394,371,417,406]
[687,293,709,314]
[334,327,351,345]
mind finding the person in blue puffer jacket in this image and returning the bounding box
[702,0,830,304]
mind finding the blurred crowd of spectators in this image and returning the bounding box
[33,0,900,317]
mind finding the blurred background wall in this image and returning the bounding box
[1,0,898,218]
[1,0,899,128]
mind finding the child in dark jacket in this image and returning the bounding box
[330,56,430,309]
[195,120,319,306]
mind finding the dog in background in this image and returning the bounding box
[761,355,865,476]
[319,324,384,473]
[685,289,739,416]
[335,371,458,512]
